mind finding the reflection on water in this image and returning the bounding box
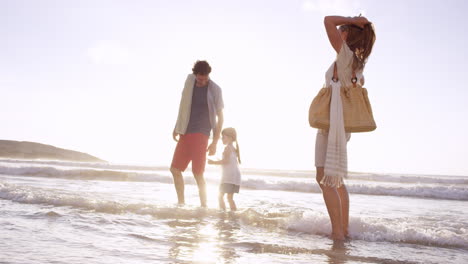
[168,211,240,263]
[162,207,422,264]
[324,240,349,264]
[166,211,406,264]
[215,213,240,263]
[324,240,416,264]
[166,209,355,264]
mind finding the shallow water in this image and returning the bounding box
[0,159,467,264]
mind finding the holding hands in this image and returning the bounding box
[208,158,223,165]
[207,142,217,156]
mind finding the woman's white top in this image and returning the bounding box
[324,41,364,88]
[221,144,241,186]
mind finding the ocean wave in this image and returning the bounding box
[0,182,220,217]
[0,158,167,172]
[348,172,468,185]
[1,164,467,201]
[347,183,468,201]
[2,159,467,185]
[0,165,173,183]
[286,212,468,250]
[241,178,468,201]
[1,182,465,250]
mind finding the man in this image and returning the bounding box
[170,60,224,207]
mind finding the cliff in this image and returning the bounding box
[0,140,105,162]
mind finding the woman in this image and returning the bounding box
[315,15,376,240]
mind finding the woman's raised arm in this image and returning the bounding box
[324,16,370,53]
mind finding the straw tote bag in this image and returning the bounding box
[308,63,376,133]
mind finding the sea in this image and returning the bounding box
[0,159,467,264]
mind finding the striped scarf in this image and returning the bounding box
[321,80,348,188]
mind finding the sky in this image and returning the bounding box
[1,0,468,176]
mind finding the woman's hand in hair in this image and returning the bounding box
[324,15,371,53]
[353,16,370,29]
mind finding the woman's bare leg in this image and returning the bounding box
[316,167,345,240]
[337,184,349,237]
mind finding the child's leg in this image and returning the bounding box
[227,193,237,211]
[218,192,226,210]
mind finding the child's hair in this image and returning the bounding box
[222,127,241,164]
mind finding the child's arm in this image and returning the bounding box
[207,159,224,165]
[208,147,230,165]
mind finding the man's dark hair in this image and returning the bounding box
[192,60,212,75]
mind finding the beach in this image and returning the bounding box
[0,159,467,264]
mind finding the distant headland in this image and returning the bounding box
[0,140,105,162]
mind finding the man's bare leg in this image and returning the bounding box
[194,173,207,207]
[170,167,185,205]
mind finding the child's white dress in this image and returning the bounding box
[221,144,241,188]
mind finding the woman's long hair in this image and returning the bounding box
[340,22,376,72]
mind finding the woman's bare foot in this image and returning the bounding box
[344,231,351,240]
[331,232,345,241]
[343,229,349,238]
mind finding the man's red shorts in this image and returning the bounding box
[171,133,209,175]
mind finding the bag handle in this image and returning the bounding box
[332,62,339,83]
[332,62,358,88]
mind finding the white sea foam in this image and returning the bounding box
[286,212,468,249]
[0,165,172,183]
[1,163,467,201]
[240,178,468,201]
[1,158,467,183]
[1,182,465,250]
[0,159,166,172]
[348,172,468,185]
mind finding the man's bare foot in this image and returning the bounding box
[200,198,207,208]
[177,198,185,205]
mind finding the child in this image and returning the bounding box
[208,127,241,211]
